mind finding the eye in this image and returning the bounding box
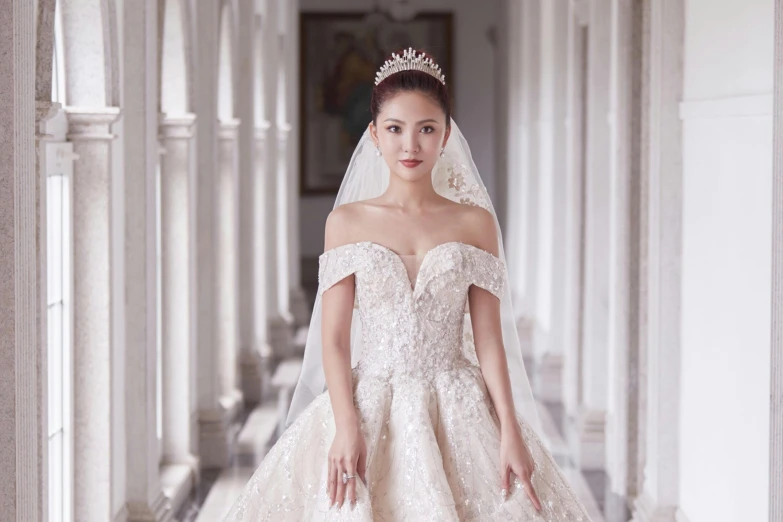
[386,125,400,133]
[421,126,435,134]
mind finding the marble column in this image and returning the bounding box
[122,0,170,518]
[195,0,230,470]
[562,0,589,427]
[217,119,244,419]
[236,0,264,406]
[159,114,199,473]
[572,0,612,472]
[276,123,295,336]
[66,106,121,521]
[771,1,783,518]
[245,121,275,403]
[0,4,48,517]
[535,0,570,405]
[631,0,684,520]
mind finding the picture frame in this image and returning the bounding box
[299,11,454,195]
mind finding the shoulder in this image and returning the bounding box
[459,205,499,256]
[323,201,368,252]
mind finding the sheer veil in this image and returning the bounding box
[285,118,544,441]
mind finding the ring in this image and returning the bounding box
[342,472,356,485]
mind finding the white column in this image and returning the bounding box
[237,0,264,405]
[518,0,541,353]
[631,0,684,520]
[194,0,230,469]
[122,0,169,518]
[67,107,121,521]
[159,114,199,473]
[573,0,612,472]
[535,0,569,404]
[0,4,47,517]
[276,122,294,332]
[217,119,244,418]
[771,1,783,518]
[263,0,292,359]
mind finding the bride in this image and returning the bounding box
[224,48,592,521]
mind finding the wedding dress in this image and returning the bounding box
[223,239,592,521]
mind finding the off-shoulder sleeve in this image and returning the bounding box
[317,244,359,300]
[468,247,506,300]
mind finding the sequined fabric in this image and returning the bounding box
[224,241,592,521]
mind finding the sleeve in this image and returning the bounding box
[468,248,506,300]
[317,244,359,300]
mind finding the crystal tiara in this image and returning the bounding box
[374,47,446,86]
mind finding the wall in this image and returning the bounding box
[298,0,502,257]
[680,0,773,520]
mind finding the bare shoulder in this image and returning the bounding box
[458,204,499,256]
[323,201,367,251]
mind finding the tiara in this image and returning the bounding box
[374,47,446,86]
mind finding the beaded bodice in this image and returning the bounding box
[317,241,505,384]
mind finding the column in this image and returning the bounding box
[276,122,294,336]
[217,119,244,418]
[771,1,783,519]
[631,0,684,520]
[236,0,264,405]
[159,114,199,473]
[562,0,589,425]
[573,0,612,472]
[535,0,569,405]
[67,107,121,521]
[263,0,291,360]
[195,0,230,469]
[0,4,48,517]
[122,0,169,518]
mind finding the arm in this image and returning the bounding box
[320,207,366,508]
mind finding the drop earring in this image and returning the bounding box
[439,147,445,158]
[375,144,382,157]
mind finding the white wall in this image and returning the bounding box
[298,0,501,257]
[680,1,773,520]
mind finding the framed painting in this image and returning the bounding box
[299,11,454,195]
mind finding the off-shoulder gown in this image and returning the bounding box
[224,241,592,521]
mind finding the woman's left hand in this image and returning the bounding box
[499,423,542,512]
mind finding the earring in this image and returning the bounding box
[375,145,382,157]
[439,147,445,158]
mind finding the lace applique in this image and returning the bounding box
[445,164,492,210]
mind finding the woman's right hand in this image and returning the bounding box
[327,417,368,509]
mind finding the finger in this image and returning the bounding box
[500,463,510,499]
[335,463,347,508]
[357,451,367,485]
[329,460,338,506]
[345,462,357,506]
[327,460,332,496]
[523,475,542,512]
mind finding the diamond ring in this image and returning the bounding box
[342,472,356,485]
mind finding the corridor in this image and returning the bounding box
[2,0,782,521]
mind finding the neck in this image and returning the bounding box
[381,169,439,210]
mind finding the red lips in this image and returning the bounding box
[400,160,422,168]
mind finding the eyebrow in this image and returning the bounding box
[383,118,440,125]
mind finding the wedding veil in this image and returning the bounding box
[285,118,544,440]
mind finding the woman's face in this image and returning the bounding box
[370,91,450,182]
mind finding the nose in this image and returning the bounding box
[403,131,420,154]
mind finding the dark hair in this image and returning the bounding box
[370,49,452,128]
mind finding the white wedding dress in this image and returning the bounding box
[224,240,592,521]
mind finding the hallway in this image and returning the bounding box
[2,0,783,521]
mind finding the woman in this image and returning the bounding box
[224,48,592,521]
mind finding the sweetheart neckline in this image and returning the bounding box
[320,240,502,295]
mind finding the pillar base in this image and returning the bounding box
[126,491,171,522]
[269,314,294,359]
[568,407,606,471]
[198,399,240,469]
[535,352,565,403]
[631,492,683,522]
[239,344,273,405]
[290,286,312,327]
